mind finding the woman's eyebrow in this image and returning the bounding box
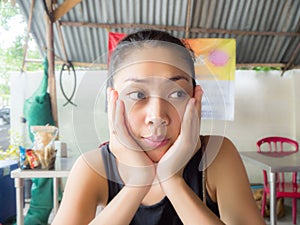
[168,75,190,82]
[124,78,147,83]
[124,75,190,83]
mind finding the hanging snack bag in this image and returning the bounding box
[26,149,40,169]
[30,125,58,170]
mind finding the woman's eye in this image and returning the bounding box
[169,90,187,99]
[128,91,146,100]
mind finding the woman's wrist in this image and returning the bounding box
[117,161,156,187]
[159,174,185,193]
[123,184,152,195]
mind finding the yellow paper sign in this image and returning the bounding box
[184,39,236,81]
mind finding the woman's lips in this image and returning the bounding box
[142,136,169,149]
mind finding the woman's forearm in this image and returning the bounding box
[89,185,150,225]
[160,176,225,225]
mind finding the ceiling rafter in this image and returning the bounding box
[59,21,300,37]
[55,21,68,64]
[53,0,82,22]
[25,58,297,70]
[281,19,300,75]
[281,41,300,75]
[16,0,300,71]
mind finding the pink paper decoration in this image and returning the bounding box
[209,50,229,66]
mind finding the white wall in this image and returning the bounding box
[10,69,300,183]
[10,70,110,156]
[10,72,43,146]
[293,69,300,142]
[57,70,109,155]
[227,70,296,182]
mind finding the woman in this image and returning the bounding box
[52,29,265,225]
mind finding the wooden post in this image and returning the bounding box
[185,0,192,39]
[21,0,35,72]
[46,0,59,127]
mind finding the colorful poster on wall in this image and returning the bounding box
[185,39,236,120]
[108,32,235,120]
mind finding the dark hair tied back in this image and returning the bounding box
[108,29,196,87]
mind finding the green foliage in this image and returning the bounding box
[252,66,281,72]
[0,34,24,100]
[0,1,42,102]
[0,84,10,103]
[0,130,23,160]
[239,66,282,71]
[0,35,25,71]
[0,1,20,30]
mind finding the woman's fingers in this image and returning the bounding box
[157,98,200,181]
[107,88,142,151]
[115,99,140,151]
[107,88,117,135]
[107,89,155,186]
[193,85,203,119]
[181,98,200,143]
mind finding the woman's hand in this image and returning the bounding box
[107,88,155,186]
[157,85,203,182]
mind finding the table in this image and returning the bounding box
[10,156,77,225]
[240,151,300,225]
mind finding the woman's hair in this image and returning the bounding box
[108,29,196,87]
[121,29,189,49]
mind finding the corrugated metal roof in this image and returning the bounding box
[17,0,300,69]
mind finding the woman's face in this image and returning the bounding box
[113,62,195,162]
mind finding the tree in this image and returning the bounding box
[0,1,18,29]
[0,1,42,105]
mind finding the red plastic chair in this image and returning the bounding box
[256,136,300,224]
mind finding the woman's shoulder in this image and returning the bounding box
[201,135,237,159]
[201,135,235,147]
[202,135,245,198]
[201,135,242,184]
[202,135,246,187]
[73,148,107,179]
[52,148,109,224]
[201,136,265,224]
[67,148,109,205]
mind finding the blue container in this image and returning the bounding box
[0,159,18,223]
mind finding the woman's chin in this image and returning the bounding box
[145,149,167,163]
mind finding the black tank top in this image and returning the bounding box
[100,139,220,225]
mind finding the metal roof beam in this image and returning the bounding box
[59,21,300,37]
[26,59,296,70]
[281,41,300,75]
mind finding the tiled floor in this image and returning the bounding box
[264,198,300,225]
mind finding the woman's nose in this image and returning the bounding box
[145,97,169,126]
